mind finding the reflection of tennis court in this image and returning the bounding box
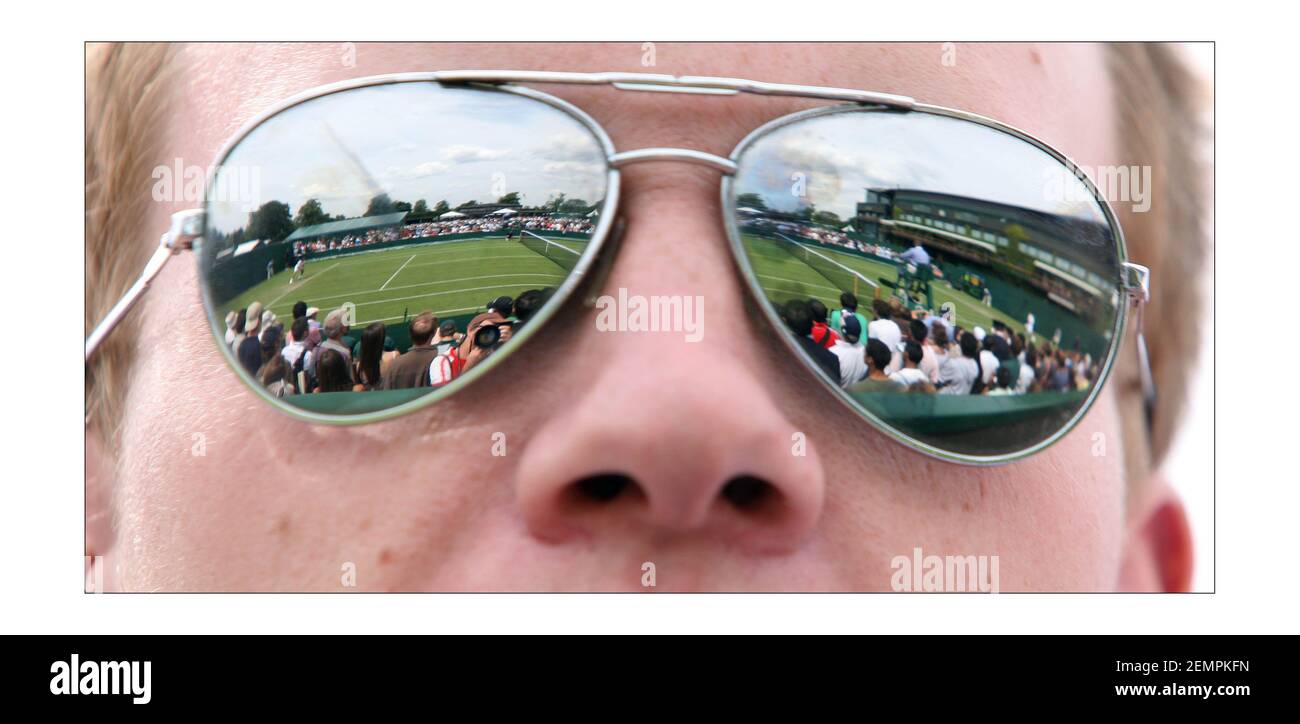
[743,233,1030,338]
[519,230,583,272]
[223,235,588,326]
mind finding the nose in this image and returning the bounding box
[514,173,825,555]
[515,346,825,554]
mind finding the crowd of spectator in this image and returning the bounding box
[222,290,551,398]
[779,292,1100,396]
[742,216,899,261]
[291,215,595,258]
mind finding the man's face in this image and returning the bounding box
[106,42,1135,591]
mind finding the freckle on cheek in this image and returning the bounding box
[274,515,291,536]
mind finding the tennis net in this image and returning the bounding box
[519,230,582,273]
[774,233,877,295]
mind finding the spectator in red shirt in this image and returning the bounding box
[808,299,840,349]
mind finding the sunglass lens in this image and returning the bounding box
[199,83,610,418]
[730,108,1124,459]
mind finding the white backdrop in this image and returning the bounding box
[6,3,1285,633]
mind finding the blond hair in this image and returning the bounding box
[85,43,177,448]
[1106,44,1210,480]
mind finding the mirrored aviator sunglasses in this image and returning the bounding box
[86,72,1153,466]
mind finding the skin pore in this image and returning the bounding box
[87,43,1192,591]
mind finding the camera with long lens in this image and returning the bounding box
[474,323,503,350]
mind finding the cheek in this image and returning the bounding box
[812,384,1127,591]
[109,264,397,590]
[111,266,316,590]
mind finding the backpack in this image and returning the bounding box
[292,348,315,394]
[430,346,461,386]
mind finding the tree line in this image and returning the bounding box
[219,191,594,246]
[735,192,846,228]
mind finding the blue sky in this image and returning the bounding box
[208,83,608,233]
[734,110,1107,223]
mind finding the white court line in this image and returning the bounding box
[765,286,843,299]
[350,282,555,309]
[287,272,567,306]
[521,229,583,257]
[380,254,416,290]
[405,253,540,268]
[261,275,563,319]
[775,232,879,289]
[297,238,529,266]
[757,274,841,292]
[748,252,796,264]
[265,262,340,307]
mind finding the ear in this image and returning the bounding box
[1117,473,1194,591]
[86,430,118,590]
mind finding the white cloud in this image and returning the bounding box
[381,160,452,182]
[530,133,603,163]
[440,144,511,163]
[542,160,605,177]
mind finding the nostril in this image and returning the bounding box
[573,474,634,503]
[721,475,777,511]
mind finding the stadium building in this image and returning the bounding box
[854,188,1120,337]
[283,211,409,245]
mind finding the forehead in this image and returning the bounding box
[173,42,1116,168]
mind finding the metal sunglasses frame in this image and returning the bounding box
[84,70,1154,466]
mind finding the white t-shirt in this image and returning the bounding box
[939,356,980,395]
[889,367,930,389]
[868,318,902,373]
[919,344,941,383]
[1017,362,1035,393]
[829,340,869,388]
[282,340,306,367]
[979,349,999,385]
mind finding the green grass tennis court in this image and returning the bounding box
[224,231,1027,341]
[742,233,1029,339]
[222,235,589,328]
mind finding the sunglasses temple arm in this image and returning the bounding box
[1135,306,1157,435]
[1122,262,1158,434]
[85,210,203,363]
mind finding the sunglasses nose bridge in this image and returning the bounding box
[608,147,737,175]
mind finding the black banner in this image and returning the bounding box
[2,635,1285,710]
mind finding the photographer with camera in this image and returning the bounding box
[458,310,513,375]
